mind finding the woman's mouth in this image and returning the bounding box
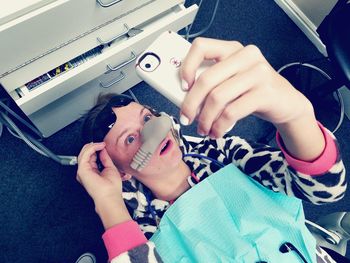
[159,138,172,156]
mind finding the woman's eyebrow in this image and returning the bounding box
[116,107,147,144]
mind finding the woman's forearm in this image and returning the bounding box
[275,110,325,162]
[95,198,132,230]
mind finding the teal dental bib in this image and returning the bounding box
[150,164,316,263]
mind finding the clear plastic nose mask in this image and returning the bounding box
[130,113,172,171]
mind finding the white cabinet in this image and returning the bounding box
[0,1,198,137]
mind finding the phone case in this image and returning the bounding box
[135,31,212,107]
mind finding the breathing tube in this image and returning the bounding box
[130,112,173,171]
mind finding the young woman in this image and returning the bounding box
[77,37,347,263]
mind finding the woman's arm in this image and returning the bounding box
[111,243,161,263]
[179,38,329,160]
[223,128,345,204]
[77,143,163,263]
[180,121,346,205]
[103,221,162,263]
[179,38,346,204]
[274,107,325,162]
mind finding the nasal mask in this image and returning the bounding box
[130,113,172,171]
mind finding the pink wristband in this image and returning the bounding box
[276,123,338,175]
[102,220,147,261]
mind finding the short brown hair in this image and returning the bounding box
[81,93,118,144]
[80,93,160,144]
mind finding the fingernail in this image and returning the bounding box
[181,79,189,91]
[91,142,104,145]
[209,132,217,139]
[180,114,190,125]
[197,129,206,136]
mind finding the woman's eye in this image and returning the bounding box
[126,135,136,145]
[144,114,152,123]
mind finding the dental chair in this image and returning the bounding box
[291,3,350,255]
[315,0,350,100]
[307,212,350,257]
[258,0,350,144]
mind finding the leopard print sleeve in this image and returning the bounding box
[111,242,163,263]
[170,115,346,204]
[199,133,347,205]
[113,118,345,263]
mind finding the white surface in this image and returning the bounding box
[0,0,166,87]
[339,86,350,120]
[274,0,326,56]
[15,4,197,115]
[136,31,191,107]
[0,0,57,25]
[291,0,337,27]
[136,31,212,107]
[29,60,139,137]
[0,0,184,92]
[22,4,198,137]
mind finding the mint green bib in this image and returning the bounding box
[150,164,316,263]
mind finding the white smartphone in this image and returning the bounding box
[135,31,213,107]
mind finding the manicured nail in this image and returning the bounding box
[197,129,206,136]
[180,114,190,125]
[208,131,215,138]
[92,141,105,145]
[181,79,189,91]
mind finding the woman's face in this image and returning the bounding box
[103,102,183,180]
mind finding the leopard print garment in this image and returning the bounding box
[115,118,346,263]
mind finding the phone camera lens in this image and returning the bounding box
[138,53,160,72]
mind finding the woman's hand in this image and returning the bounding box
[77,142,123,203]
[77,142,131,229]
[180,37,325,161]
[180,38,313,137]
